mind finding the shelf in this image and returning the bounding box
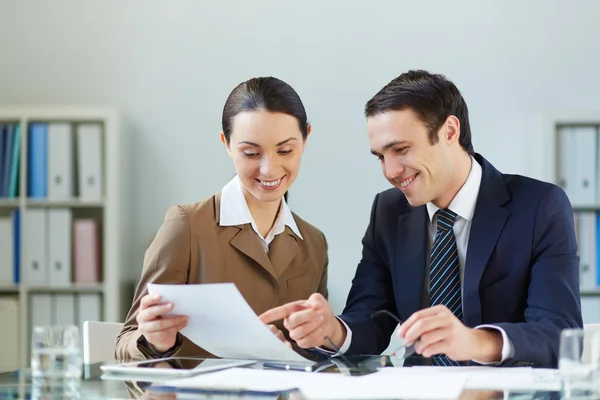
[581,290,600,297]
[24,283,104,294]
[26,199,104,208]
[0,199,19,208]
[572,205,600,211]
[0,285,19,294]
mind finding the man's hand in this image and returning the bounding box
[397,305,502,362]
[259,293,346,350]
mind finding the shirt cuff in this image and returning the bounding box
[314,317,352,356]
[472,324,514,364]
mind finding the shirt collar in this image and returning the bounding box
[426,156,482,222]
[219,175,303,239]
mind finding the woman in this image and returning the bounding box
[115,77,329,361]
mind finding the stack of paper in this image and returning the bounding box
[380,366,562,391]
[155,367,466,400]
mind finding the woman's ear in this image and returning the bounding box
[220,132,232,157]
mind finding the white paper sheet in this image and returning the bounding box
[379,366,562,391]
[156,367,467,400]
[147,283,311,363]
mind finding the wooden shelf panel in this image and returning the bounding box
[0,285,19,294]
[24,283,104,294]
[0,199,19,208]
[26,199,105,208]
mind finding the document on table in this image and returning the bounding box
[154,367,467,400]
[147,283,311,363]
[380,366,562,391]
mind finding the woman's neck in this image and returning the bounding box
[243,190,282,238]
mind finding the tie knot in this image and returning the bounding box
[436,209,457,232]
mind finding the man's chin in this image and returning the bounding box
[403,194,427,207]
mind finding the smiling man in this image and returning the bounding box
[260,70,583,368]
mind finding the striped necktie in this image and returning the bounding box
[429,208,464,366]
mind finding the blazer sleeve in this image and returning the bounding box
[495,185,583,367]
[317,233,329,300]
[338,193,398,355]
[115,205,191,361]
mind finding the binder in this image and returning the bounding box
[8,124,21,198]
[53,294,76,326]
[13,209,20,284]
[1,124,14,197]
[572,127,597,205]
[76,124,103,200]
[0,297,19,373]
[581,297,600,324]
[28,123,48,198]
[0,125,5,197]
[73,219,101,283]
[23,209,47,284]
[47,123,74,200]
[0,217,13,285]
[76,294,102,330]
[47,209,72,285]
[557,126,575,200]
[577,212,597,291]
[30,294,52,328]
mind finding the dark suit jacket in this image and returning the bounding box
[339,153,583,367]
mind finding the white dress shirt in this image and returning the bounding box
[219,175,303,252]
[334,157,514,363]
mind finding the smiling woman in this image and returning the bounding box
[116,77,329,362]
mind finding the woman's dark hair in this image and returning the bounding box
[365,70,474,155]
[221,77,309,143]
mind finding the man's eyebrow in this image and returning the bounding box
[371,140,409,155]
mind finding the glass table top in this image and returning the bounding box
[0,355,589,399]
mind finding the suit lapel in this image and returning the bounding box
[463,154,511,327]
[230,225,277,279]
[396,206,428,321]
[268,227,299,277]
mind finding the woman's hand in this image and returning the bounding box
[136,294,188,353]
[268,324,292,348]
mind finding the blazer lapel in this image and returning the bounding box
[268,227,299,277]
[214,191,277,280]
[463,154,511,327]
[396,205,428,321]
[230,225,277,280]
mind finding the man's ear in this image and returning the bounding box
[444,115,461,144]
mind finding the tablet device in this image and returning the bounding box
[100,357,256,377]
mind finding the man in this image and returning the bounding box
[260,70,582,367]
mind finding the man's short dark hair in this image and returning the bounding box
[365,70,474,155]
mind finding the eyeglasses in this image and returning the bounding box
[370,309,418,361]
[320,310,418,368]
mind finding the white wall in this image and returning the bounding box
[1,0,599,317]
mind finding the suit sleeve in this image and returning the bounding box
[115,205,191,361]
[338,194,398,355]
[495,185,583,367]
